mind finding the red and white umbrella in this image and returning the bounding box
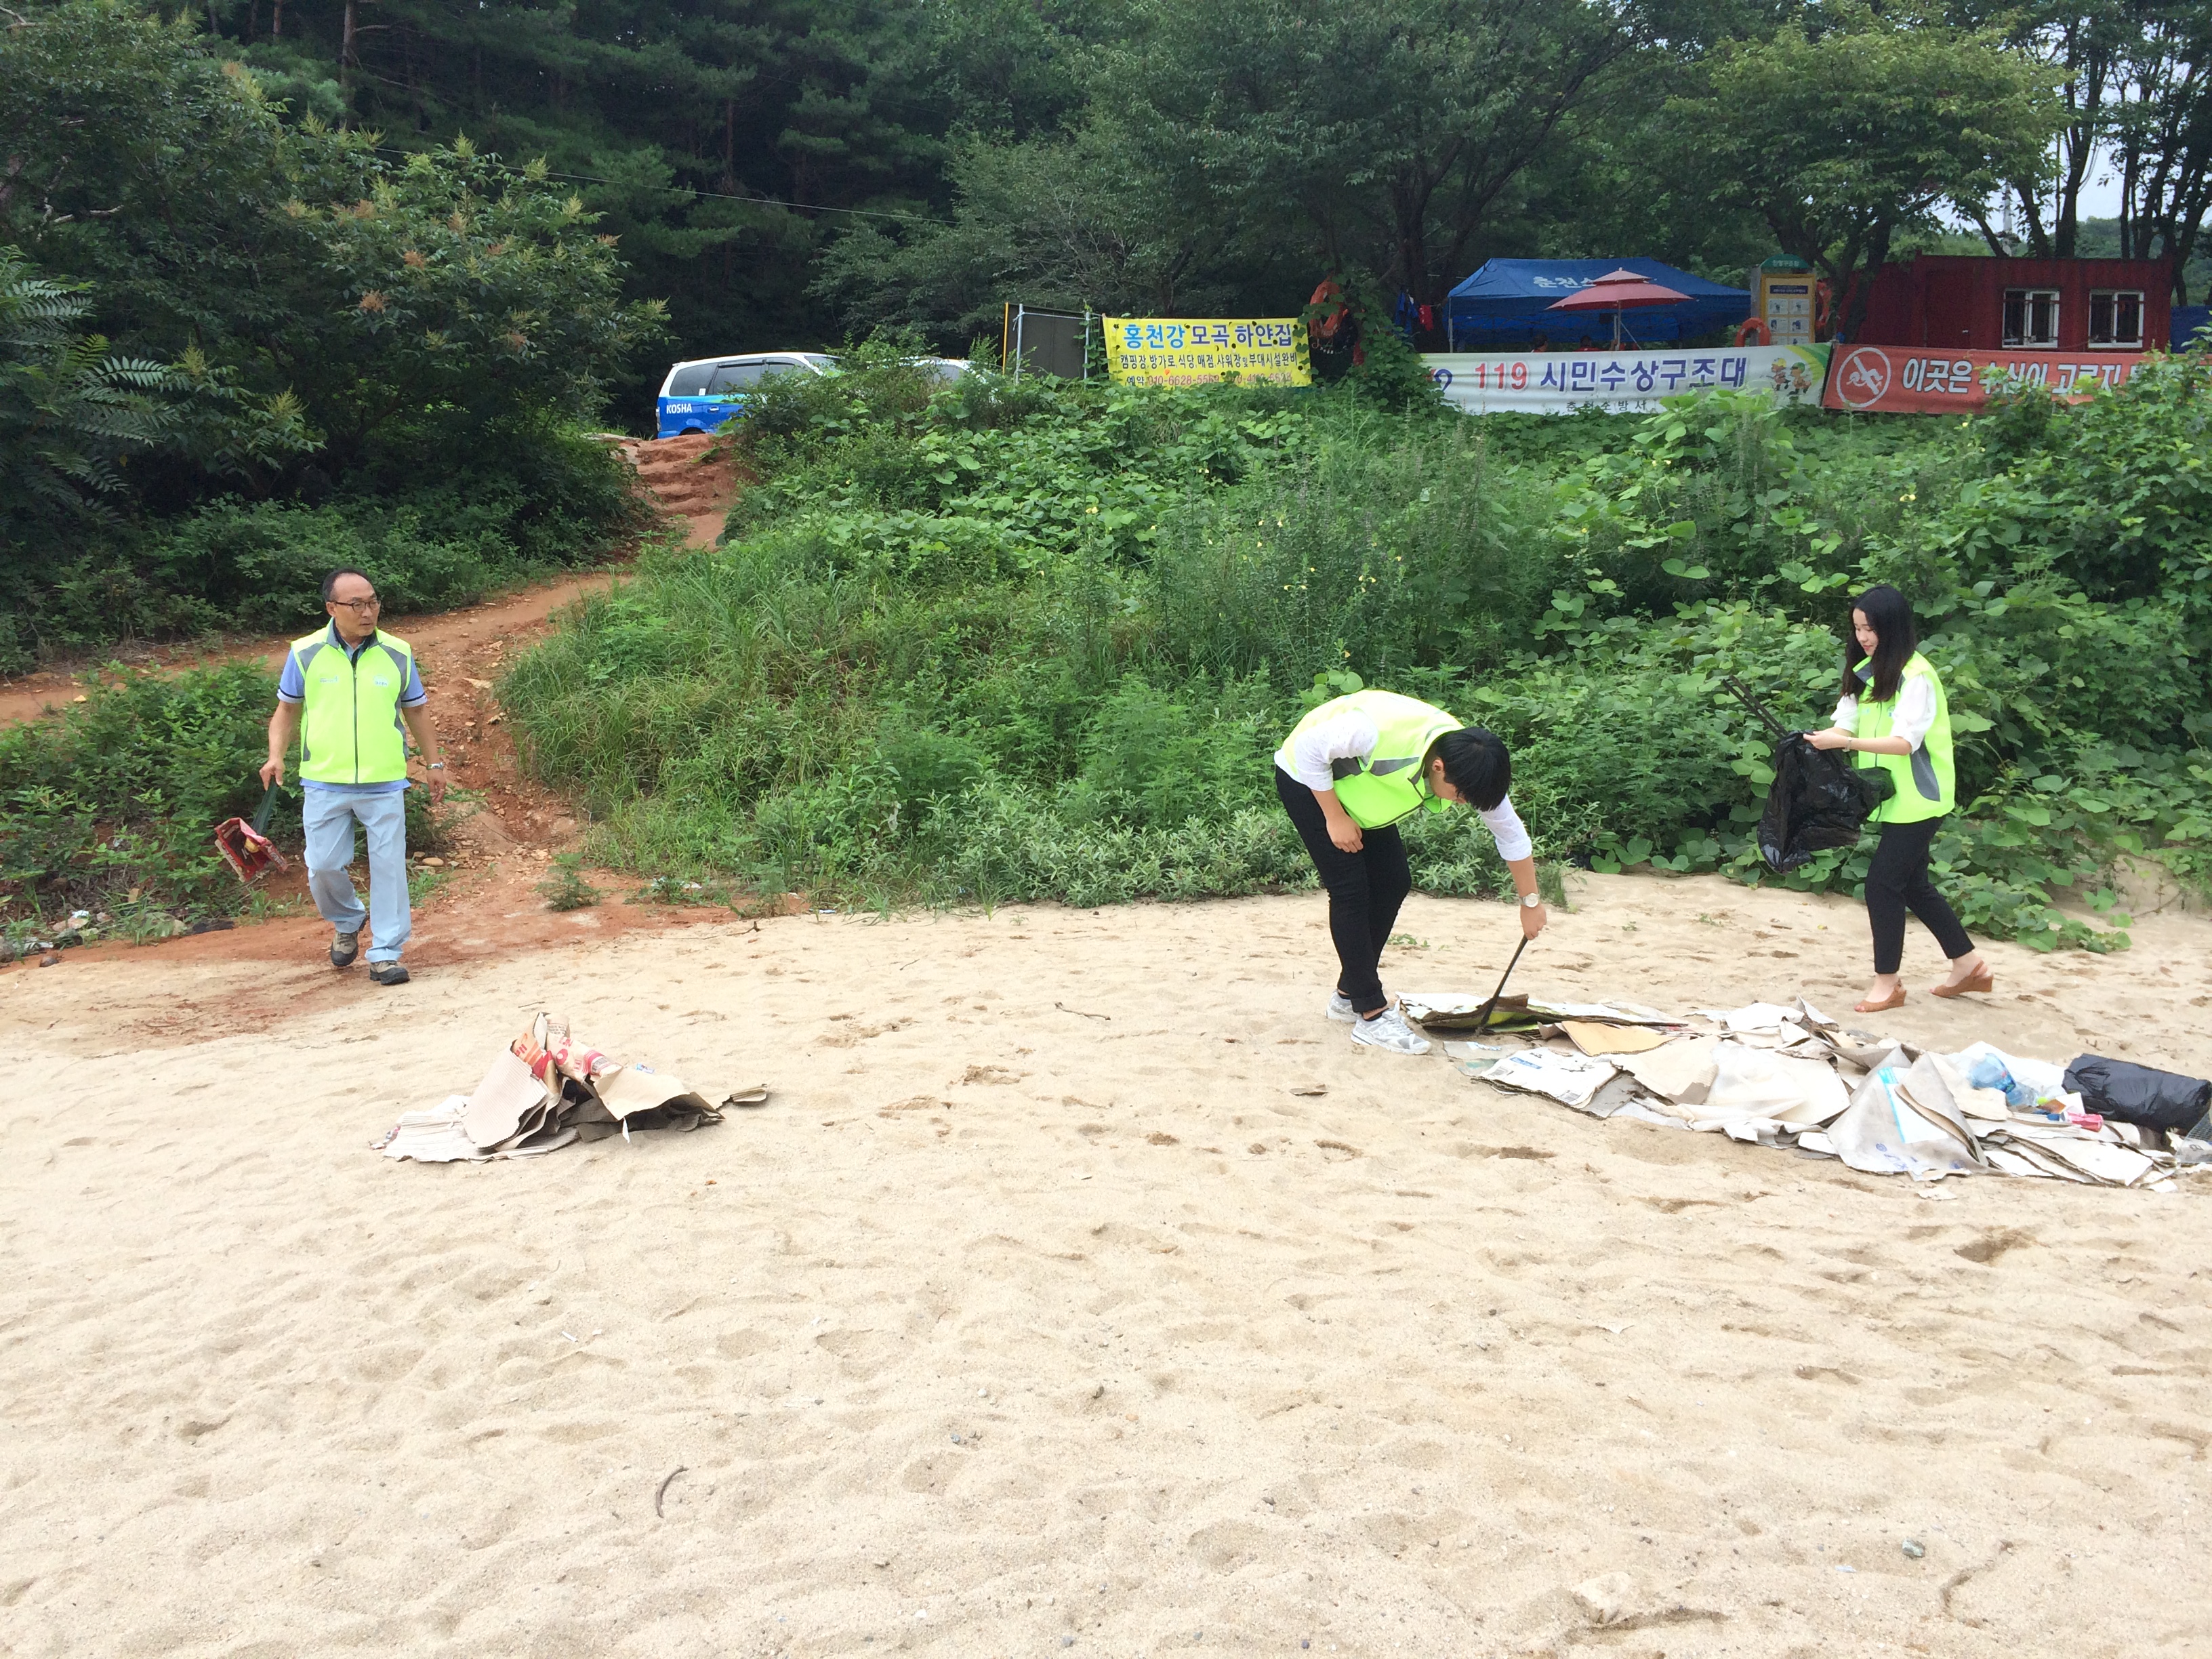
[1547,267,1690,348]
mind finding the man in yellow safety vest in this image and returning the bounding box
[1275,688,1547,1054]
[260,569,446,985]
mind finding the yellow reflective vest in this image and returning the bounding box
[288,626,416,785]
[1853,652,1955,825]
[1286,689,1460,830]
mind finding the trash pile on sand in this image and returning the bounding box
[375,1012,767,1163]
[1404,991,2212,1190]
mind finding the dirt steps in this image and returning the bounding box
[613,434,744,544]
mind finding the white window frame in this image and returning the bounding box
[2003,287,2062,348]
[2087,289,2146,349]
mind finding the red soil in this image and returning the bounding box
[1,436,760,976]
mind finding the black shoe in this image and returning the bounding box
[331,930,360,968]
[367,962,410,986]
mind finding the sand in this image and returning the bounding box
[5,870,2211,1658]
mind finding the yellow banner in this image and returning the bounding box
[1104,316,1310,387]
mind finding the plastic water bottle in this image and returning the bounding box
[1966,1053,2038,1109]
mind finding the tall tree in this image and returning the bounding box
[1101,0,1639,309]
[2110,2,2212,299]
[1,2,657,497]
[1948,1,2130,258]
[1666,13,2060,336]
[811,119,1299,335]
[188,0,1111,373]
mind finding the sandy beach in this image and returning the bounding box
[5,870,2209,1658]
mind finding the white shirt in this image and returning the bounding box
[1275,710,1533,861]
[1832,674,1936,750]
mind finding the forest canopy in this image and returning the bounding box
[2,0,2209,663]
[12,1,2212,362]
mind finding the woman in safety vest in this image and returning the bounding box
[1275,689,1547,1055]
[1806,585,1992,1013]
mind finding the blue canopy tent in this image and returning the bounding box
[1446,259,1750,350]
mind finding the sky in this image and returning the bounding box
[2074,150,2125,220]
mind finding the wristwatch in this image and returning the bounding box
[428,762,445,770]
[1520,892,1542,908]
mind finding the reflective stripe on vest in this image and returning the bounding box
[289,627,414,785]
[1287,689,1460,830]
[1853,652,1954,825]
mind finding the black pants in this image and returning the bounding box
[1276,766,1410,1012]
[1865,818,1973,975]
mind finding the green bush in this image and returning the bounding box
[500,367,2211,951]
[1,425,645,668]
[0,662,278,925]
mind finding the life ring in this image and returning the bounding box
[1734,318,1771,347]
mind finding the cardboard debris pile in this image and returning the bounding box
[375,1012,767,1164]
[1410,991,2205,1189]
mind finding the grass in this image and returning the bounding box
[489,362,2212,950]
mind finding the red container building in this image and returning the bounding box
[1853,254,2169,354]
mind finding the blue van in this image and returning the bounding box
[655,352,837,438]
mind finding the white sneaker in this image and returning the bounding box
[1350,1008,1430,1054]
[1326,992,1360,1023]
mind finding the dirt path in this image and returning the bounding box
[0,435,740,729]
[3,435,752,965]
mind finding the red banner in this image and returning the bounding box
[1823,345,2150,413]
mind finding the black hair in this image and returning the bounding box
[322,567,373,604]
[1844,583,1917,703]
[1429,726,1511,811]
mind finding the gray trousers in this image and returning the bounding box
[302,788,411,963]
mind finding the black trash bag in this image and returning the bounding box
[2064,1054,2212,1132]
[1757,733,1893,872]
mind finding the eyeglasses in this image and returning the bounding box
[331,596,382,611]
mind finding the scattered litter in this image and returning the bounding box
[212,783,290,885]
[1696,1001,1803,1035]
[1694,1044,1849,1131]
[374,1011,767,1162]
[1580,1074,1649,1118]
[1608,1099,1690,1130]
[2064,1054,2211,1131]
[1443,1039,1516,1079]
[1479,1050,1617,1111]
[1431,989,2201,1189]
[655,1465,687,1517]
[1403,991,1679,1034]
[1621,1036,1720,1106]
[1561,1021,1670,1057]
